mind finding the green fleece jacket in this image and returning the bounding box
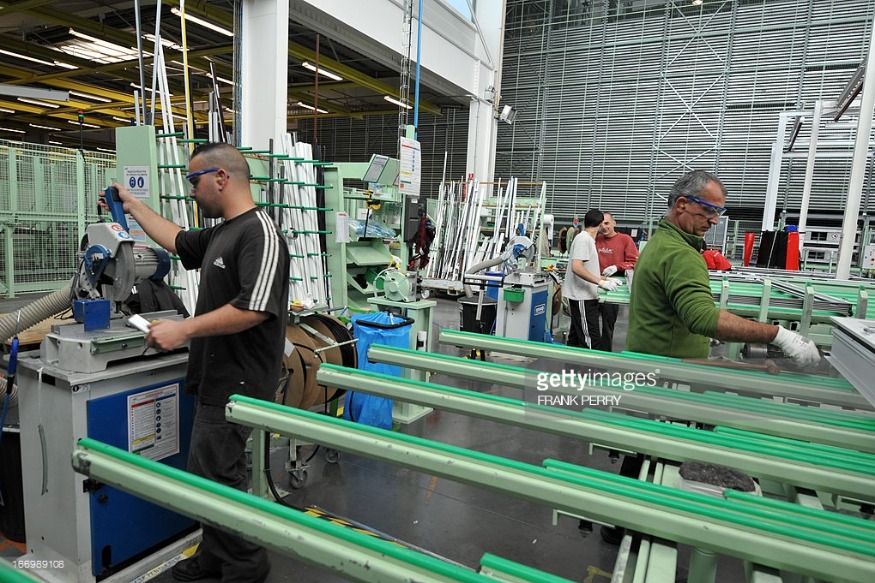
[625,219,720,358]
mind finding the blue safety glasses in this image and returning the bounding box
[685,195,727,217]
[185,167,220,187]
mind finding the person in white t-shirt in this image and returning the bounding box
[562,208,620,349]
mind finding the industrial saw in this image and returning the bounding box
[41,189,181,373]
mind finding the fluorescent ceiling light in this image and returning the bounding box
[49,140,63,145]
[0,49,73,69]
[297,101,328,114]
[68,120,100,129]
[692,0,703,5]
[0,127,25,134]
[171,8,233,37]
[144,33,182,51]
[0,107,15,114]
[29,123,62,131]
[96,147,115,153]
[70,90,112,103]
[112,116,133,123]
[18,97,60,109]
[302,62,343,82]
[384,95,412,110]
[69,29,138,58]
[130,83,173,97]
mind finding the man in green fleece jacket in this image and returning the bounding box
[594,170,822,546]
[626,170,820,365]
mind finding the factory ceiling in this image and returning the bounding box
[0,0,459,150]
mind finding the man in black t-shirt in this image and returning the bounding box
[111,142,289,583]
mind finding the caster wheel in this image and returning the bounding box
[289,469,308,489]
[325,448,340,464]
[420,289,430,299]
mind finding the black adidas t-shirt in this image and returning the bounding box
[175,208,290,406]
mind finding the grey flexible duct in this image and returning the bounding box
[0,281,73,408]
[463,256,504,298]
[0,281,73,345]
[0,377,18,407]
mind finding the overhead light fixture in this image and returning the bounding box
[297,101,328,114]
[384,95,412,110]
[0,127,25,134]
[302,62,343,82]
[144,33,182,51]
[0,107,15,114]
[171,8,234,37]
[0,49,75,70]
[692,0,703,5]
[68,29,138,61]
[48,140,63,145]
[29,123,62,131]
[67,120,100,129]
[112,116,134,123]
[18,97,61,109]
[130,83,173,97]
[70,90,112,103]
[96,147,115,153]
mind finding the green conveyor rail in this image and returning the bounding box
[227,396,875,565]
[723,490,875,537]
[541,459,875,551]
[479,554,575,583]
[700,390,875,430]
[442,329,858,392]
[580,408,875,474]
[713,426,875,461]
[0,565,40,582]
[374,344,869,430]
[74,438,534,583]
[616,349,858,392]
[318,363,875,484]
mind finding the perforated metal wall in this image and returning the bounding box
[498,0,875,227]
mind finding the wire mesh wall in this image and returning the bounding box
[498,0,875,228]
[0,140,113,297]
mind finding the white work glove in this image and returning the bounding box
[602,265,618,277]
[598,278,620,292]
[772,325,821,367]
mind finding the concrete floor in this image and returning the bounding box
[0,292,749,582]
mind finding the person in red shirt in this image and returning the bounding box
[595,212,639,351]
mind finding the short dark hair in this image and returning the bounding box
[668,170,725,207]
[191,142,251,180]
[584,208,604,228]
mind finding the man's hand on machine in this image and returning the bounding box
[772,325,821,367]
[147,319,188,352]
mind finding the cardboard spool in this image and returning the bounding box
[280,315,354,410]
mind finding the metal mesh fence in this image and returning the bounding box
[0,139,115,296]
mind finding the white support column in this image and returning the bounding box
[240,0,289,149]
[837,19,875,280]
[762,114,789,232]
[466,0,505,185]
[797,100,823,250]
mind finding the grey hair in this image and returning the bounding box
[668,170,725,207]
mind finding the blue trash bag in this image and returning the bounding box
[343,311,413,429]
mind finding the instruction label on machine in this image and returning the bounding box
[123,165,150,241]
[128,384,181,461]
[399,137,421,196]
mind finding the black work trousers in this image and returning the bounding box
[188,403,270,583]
